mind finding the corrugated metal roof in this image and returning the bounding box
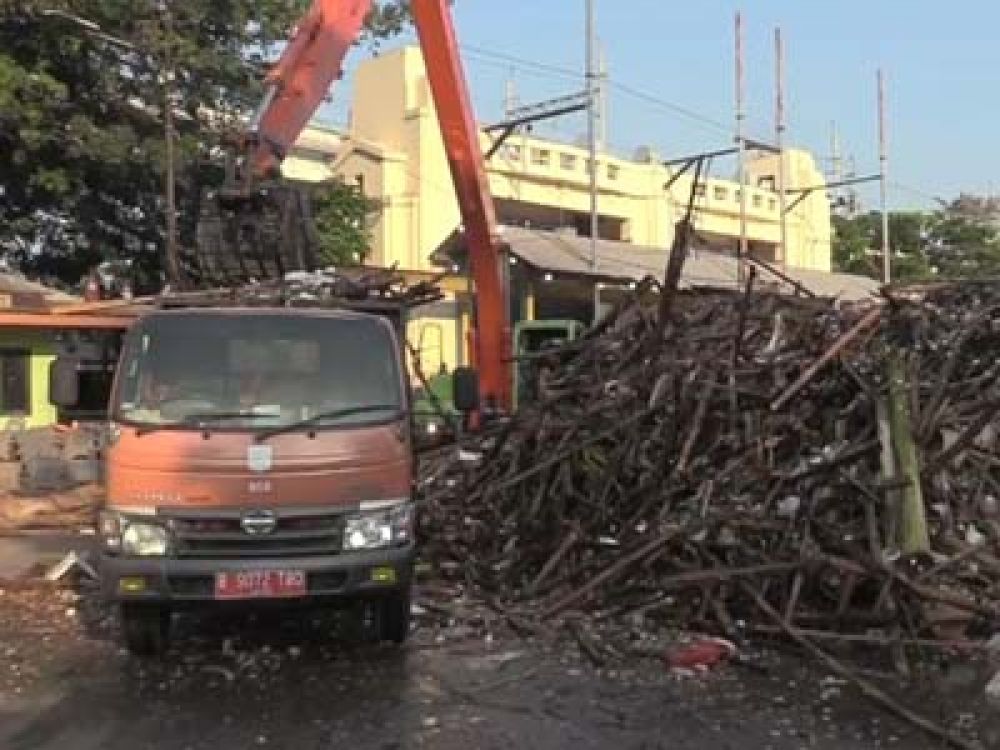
[497,226,879,302]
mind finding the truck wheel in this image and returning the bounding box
[377,589,412,644]
[120,605,171,657]
[357,590,411,644]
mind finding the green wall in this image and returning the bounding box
[0,330,57,430]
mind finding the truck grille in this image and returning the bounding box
[167,509,344,558]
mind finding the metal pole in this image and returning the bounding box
[878,68,890,284]
[735,11,747,284]
[597,42,608,150]
[160,4,181,286]
[775,27,788,270]
[586,0,600,317]
[831,123,843,185]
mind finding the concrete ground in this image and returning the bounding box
[0,533,95,579]
[0,534,995,750]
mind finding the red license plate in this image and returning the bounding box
[214,570,307,600]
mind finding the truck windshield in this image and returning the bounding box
[112,313,402,431]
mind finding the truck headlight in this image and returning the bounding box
[343,501,413,551]
[121,522,169,556]
[100,511,169,556]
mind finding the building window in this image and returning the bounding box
[560,153,577,170]
[586,159,597,175]
[768,198,777,211]
[504,144,522,161]
[607,164,620,180]
[734,189,742,202]
[693,183,707,197]
[713,186,727,201]
[758,175,776,191]
[530,148,551,166]
[0,349,29,415]
[752,194,763,209]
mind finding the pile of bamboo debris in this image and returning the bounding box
[421,279,1000,659]
[161,267,444,309]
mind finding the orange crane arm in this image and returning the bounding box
[410,0,510,411]
[248,0,372,177]
[248,0,510,411]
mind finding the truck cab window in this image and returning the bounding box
[113,313,402,431]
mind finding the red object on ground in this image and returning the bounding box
[666,637,737,671]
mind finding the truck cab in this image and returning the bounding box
[53,305,416,655]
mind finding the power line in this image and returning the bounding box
[889,181,946,206]
[607,81,731,135]
[460,43,732,137]
[460,44,582,82]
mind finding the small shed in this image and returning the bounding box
[0,274,133,429]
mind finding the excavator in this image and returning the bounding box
[198,0,511,418]
[192,0,584,417]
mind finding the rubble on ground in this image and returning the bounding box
[420,278,1000,748]
[162,267,444,309]
[0,483,101,533]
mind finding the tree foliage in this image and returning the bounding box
[311,179,381,266]
[832,195,1000,282]
[0,1,410,290]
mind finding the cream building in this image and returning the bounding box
[281,46,857,375]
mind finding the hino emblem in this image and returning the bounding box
[240,510,277,536]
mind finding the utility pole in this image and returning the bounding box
[831,122,843,185]
[159,2,181,286]
[503,76,519,120]
[878,68,890,284]
[775,27,787,269]
[735,11,747,284]
[597,43,608,150]
[586,0,600,317]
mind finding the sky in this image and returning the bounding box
[318,0,1000,210]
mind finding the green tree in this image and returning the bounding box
[832,200,1000,282]
[832,211,931,281]
[0,1,410,291]
[311,179,381,266]
[925,198,1000,277]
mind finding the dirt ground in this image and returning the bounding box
[0,560,996,750]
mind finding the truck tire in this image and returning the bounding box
[377,589,412,644]
[120,605,171,657]
[357,589,411,644]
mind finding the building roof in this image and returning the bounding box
[0,274,137,330]
[0,273,79,305]
[494,226,880,302]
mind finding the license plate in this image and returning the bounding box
[214,570,306,600]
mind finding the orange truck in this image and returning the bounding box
[49,300,472,655]
[46,0,505,656]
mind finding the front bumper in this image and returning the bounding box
[100,543,415,606]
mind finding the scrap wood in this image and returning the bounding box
[770,307,881,412]
[420,279,1000,693]
[44,550,97,582]
[743,581,982,750]
[749,625,987,652]
[0,491,97,532]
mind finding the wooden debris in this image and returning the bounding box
[420,279,1000,674]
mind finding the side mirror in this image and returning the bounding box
[49,357,80,408]
[452,367,480,413]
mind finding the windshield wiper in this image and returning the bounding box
[255,404,403,442]
[182,410,274,424]
[132,410,268,437]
